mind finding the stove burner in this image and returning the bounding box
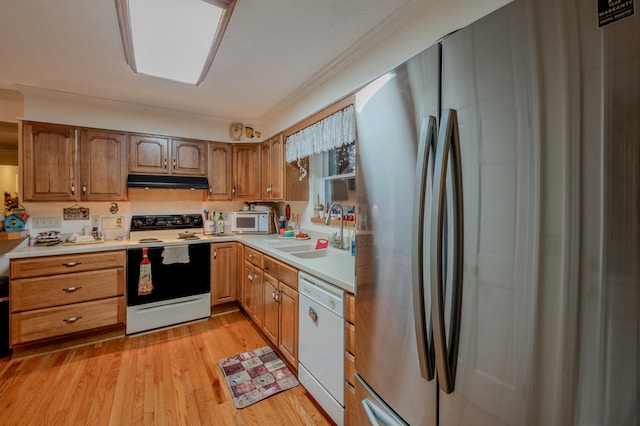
[178,235,200,240]
[137,238,163,243]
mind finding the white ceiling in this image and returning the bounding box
[0,0,438,123]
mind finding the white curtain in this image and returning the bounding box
[285,105,355,163]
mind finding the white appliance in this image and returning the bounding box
[298,271,345,426]
[230,211,273,234]
[354,0,639,425]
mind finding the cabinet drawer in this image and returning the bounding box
[345,292,355,324]
[10,250,125,278]
[11,268,124,312]
[245,247,263,268]
[345,351,355,386]
[345,381,355,426]
[345,321,355,355]
[11,296,125,345]
[264,256,298,289]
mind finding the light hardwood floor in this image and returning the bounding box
[0,310,333,425]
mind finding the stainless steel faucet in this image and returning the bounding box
[324,202,345,249]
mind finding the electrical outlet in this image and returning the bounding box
[91,215,101,227]
[31,216,62,229]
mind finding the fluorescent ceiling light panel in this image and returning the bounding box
[129,0,221,84]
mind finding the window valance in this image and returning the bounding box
[285,105,356,163]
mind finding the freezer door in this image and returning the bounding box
[437,1,539,425]
[355,43,440,426]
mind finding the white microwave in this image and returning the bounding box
[231,211,273,234]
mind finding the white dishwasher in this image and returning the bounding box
[298,271,345,426]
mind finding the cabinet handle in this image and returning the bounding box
[62,286,83,292]
[63,316,82,323]
[163,159,167,169]
[232,186,236,194]
[248,254,254,259]
[213,248,217,260]
[62,262,82,267]
[82,181,87,194]
[209,185,213,194]
[248,271,254,281]
[71,179,75,195]
[173,159,176,169]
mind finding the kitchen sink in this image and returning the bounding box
[275,243,318,253]
[290,249,334,259]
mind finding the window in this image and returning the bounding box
[323,141,356,206]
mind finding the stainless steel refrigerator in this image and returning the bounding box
[353,0,639,425]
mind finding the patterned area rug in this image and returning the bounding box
[219,346,299,409]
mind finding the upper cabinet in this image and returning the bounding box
[261,133,284,201]
[208,142,233,200]
[23,122,78,202]
[23,122,129,202]
[129,135,207,176]
[80,129,128,201]
[232,143,261,201]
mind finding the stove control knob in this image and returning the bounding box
[145,217,155,225]
[183,216,192,224]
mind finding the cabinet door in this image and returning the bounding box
[211,242,237,306]
[284,151,309,201]
[129,135,169,174]
[237,244,245,305]
[278,282,298,367]
[80,129,127,201]
[261,141,272,200]
[269,134,285,200]
[171,139,207,176]
[208,142,232,200]
[262,272,279,346]
[261,134,285,201]
[232,143,261,200]
[243,262,263,327]
[23,122,78,201]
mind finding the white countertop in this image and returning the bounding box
[4,232,355,293]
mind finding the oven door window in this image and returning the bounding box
[126,243,210,306]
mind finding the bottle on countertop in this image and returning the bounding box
[217,212,225,234]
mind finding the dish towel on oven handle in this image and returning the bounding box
[162,245,190,265]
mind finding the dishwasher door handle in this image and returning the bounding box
[308,306,318,323]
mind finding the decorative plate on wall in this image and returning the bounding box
[229,122,243,141]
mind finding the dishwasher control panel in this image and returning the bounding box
[298,271,344,316]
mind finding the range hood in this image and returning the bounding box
[127,174,209,190]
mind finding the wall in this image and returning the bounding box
[0,0,510,241]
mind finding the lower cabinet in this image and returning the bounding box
[242,247,264,327]
[263,255,298,369]
[210,241,237,306]
[9,250,126,347]
[238,246,299,370]
[345,291,356,426]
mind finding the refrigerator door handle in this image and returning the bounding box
[412,115,438,381]
[430,108,464,394]
[362,399,404,426]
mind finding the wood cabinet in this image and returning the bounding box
[210,241,237,306]
[242,246,264,326]
[80,129,128,201]
[207,142,233,200]
[261,133,284,200]
[345,291,356,426]
[22,122,78,201]
[22,122,128,202]
[129,135,207,176]
[263,255,298,368]
[232,143,261,200]
[236,243,245,305]
[9,250,126,347]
